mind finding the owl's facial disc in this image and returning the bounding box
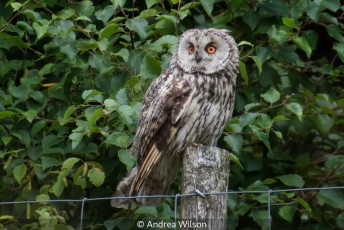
[177,29,233,74]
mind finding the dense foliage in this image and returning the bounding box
[0,0,343,229]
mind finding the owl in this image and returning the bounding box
[111,28,239,207]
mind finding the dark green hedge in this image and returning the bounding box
[0,0,343,229]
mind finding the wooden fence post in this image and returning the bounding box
[180,146,230,230]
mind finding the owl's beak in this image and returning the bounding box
[195,51,202,63]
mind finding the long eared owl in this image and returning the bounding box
[112,28,239,207]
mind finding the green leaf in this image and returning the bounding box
[240,112,257,128]
[31,120,47,137]
[282,17,299,30]
[42,135,61,152]
[57,8,75,19]
[286,102,303,121]
[115,48,130,62]
[313,113,334,136]
[104,99,117,111]
[0,111,14,120]
[140,55,161,79]
[279,205,296,223]
[87,168,105,187]
[249,210,269,230]
[325,24,344,43]
[291,36,312,58]
[200,0,214,16]
[52,169,69,197]
[135,206,157,216]
[88,108,104,126]
[268,25,288,43]
[96,5,116,24]
[244,103,261,112]
[263,178,276,185]
[77,0,95,17]
[325,155,344,176]
[260,88,281,104]
[39,63,55,76]
[224,134,243,154]
[62,157,81,170]
[8,84,30,101]
[324,0,340,12]
[118,149,136,171]
[336,212,344,228]
[239,61,248,85]
[110,0,126,8]
[273,130,283,139]
[249,124,271,151]
[11,2,22,11]
[307,0,323,22]
[21,110,37,123]
[33,20,50,41]
[317,189,344,209]
[0,32,28,48]
[99,24,122,40]
[238,41,254,47]
[75,176,87,189]
[69,132,84,150]
[0,216,15,220]
[58,105,75,126]
[228,152,244,169]
[297,198,312,213]
[13,164,27,184]
[125,18,148,39]
[41,156,63,170]
[333,43,344,62]
[277,174,305,188]
[52,179,64,198]
[105,132,132,148]
[272,115,289,122]
[82,89,103,103]
[60,43,78,60]
[257,131,271,151]
[257,114,273,129]
[2,136,12,146]
[146,0,160,8]
[251,56,262,76]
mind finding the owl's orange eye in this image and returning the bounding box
[188,45,195,54]
[206,44,216,54]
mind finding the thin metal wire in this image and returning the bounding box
[174,193,180,224]
[80,197,87,230]
[268,189,272,230]
[1,186,344,229]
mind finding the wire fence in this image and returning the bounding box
[1,186,344,229]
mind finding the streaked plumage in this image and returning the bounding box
[111,28,239,207]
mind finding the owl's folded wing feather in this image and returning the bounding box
[130,76,193,196]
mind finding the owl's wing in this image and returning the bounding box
[130,73,193,196]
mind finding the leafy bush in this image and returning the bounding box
[0,0,343,229]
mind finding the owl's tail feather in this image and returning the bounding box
[111,167,137,208]
[111,157,181,207]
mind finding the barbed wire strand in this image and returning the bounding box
[1,186,344,229]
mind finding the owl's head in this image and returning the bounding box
[176,28,238,75]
